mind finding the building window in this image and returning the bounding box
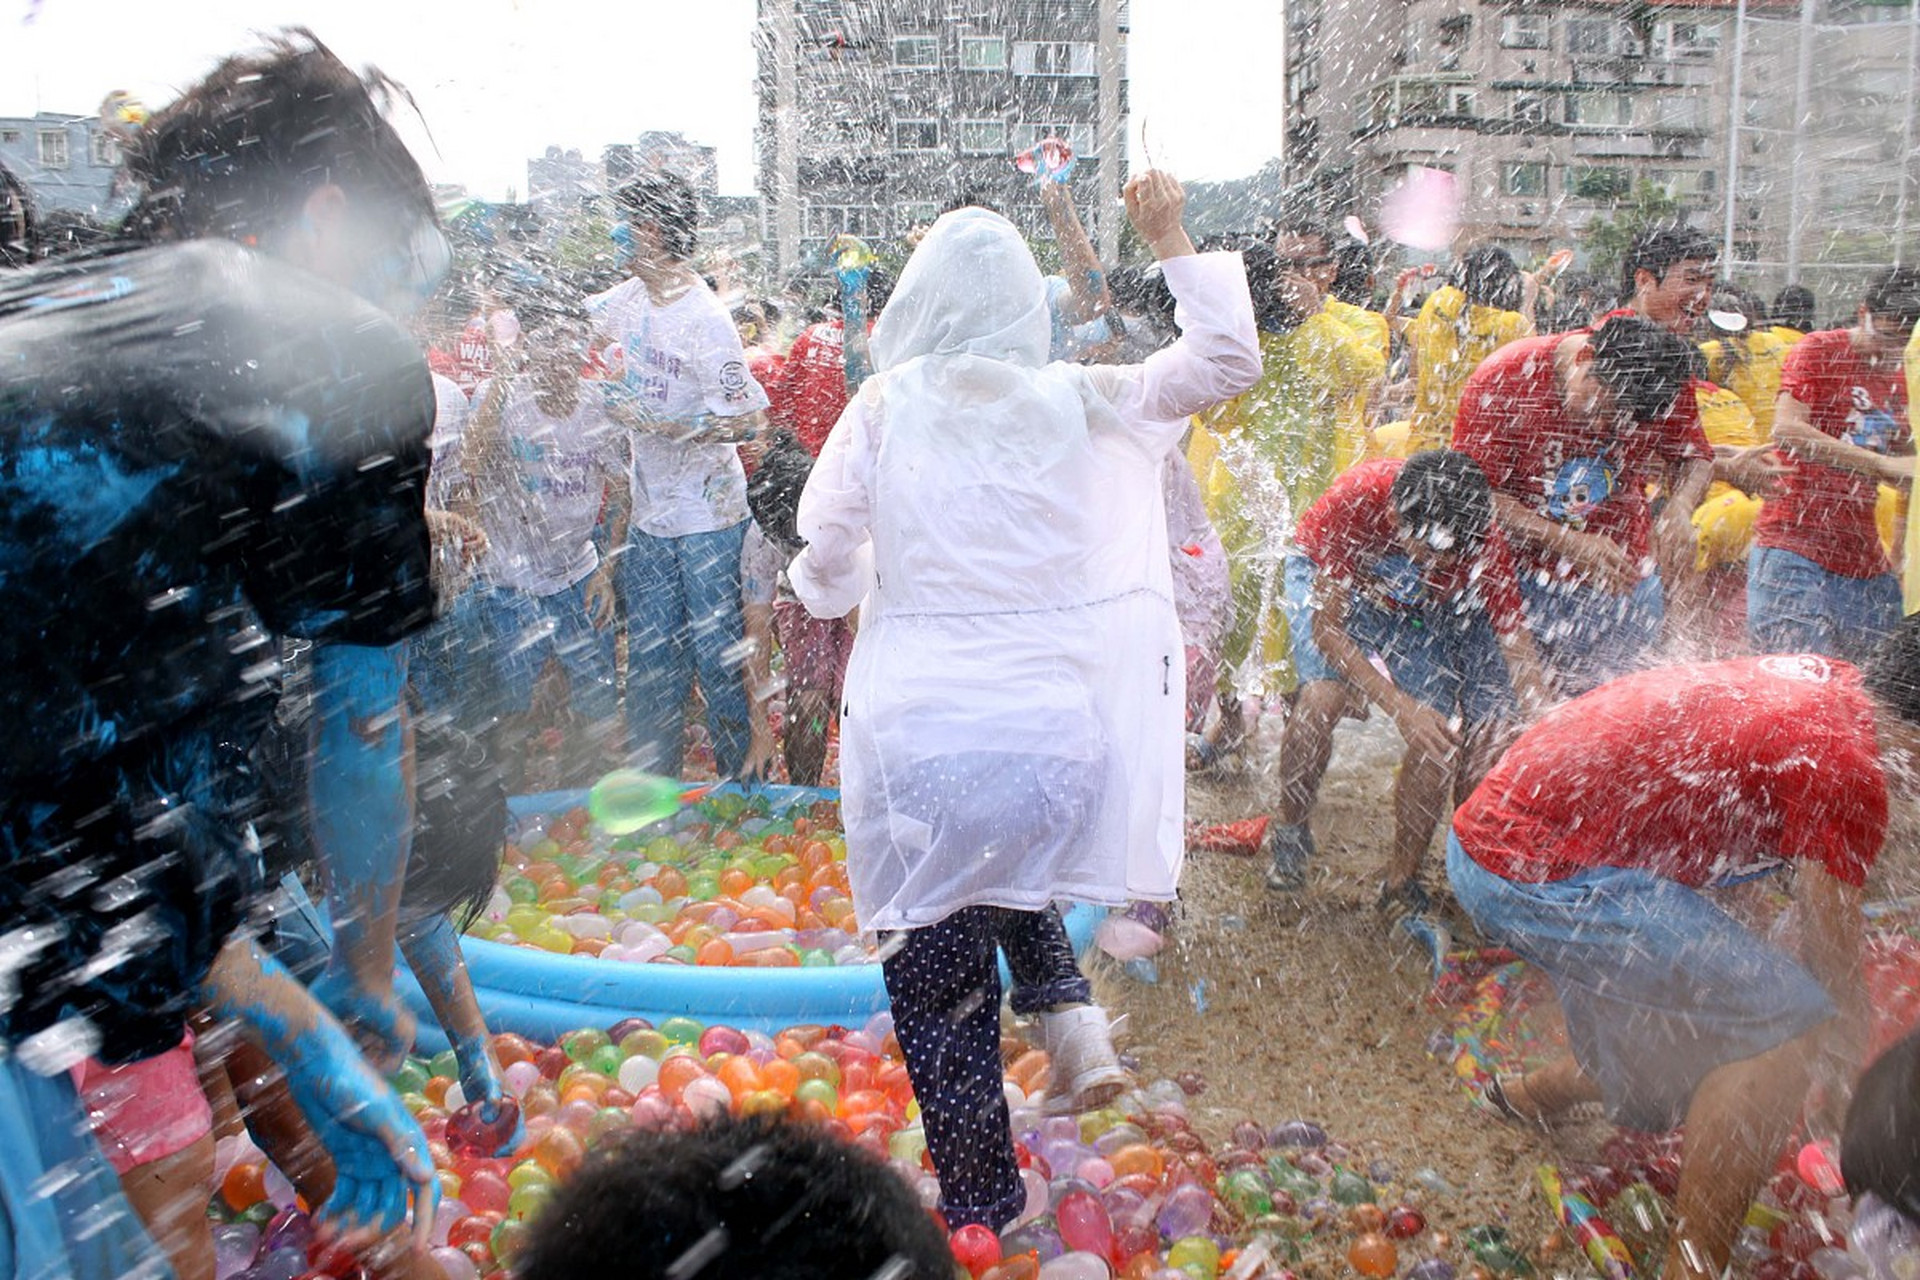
[1567,17,1632,57]
[1566,92,1634,128]
[804,205,886,239]
[1649,95,1705,132]
[0,129,20,144]
[893,119,941,152]
[892,35,940,69]
[1447,87,1478,117]
[89,132,119,167]
[957,119,1009,155]
[896,202,940,234]
[1499,14,1549,49]
[1510,93,1549,124]
[1569,166,1631,200]
[1012,40,1096,76]
[1502,162,1548,197]
[1655,19,1722,59]
[1017,121,1097,158]
[959,35,1006,70]
[38,129,70,169]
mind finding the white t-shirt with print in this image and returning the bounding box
[447,380,623,597]
[426,373,470,512]
[588,277,769,538]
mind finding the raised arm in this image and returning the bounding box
[1096,171,1262,425]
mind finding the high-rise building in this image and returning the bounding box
[754,0,1130,278]
[1286,0,1920,306]
[0,112,125,218]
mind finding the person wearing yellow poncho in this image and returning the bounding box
[1188,226,1387,700]
[1905,321,1920,612]
[1700,287,1793,440]
[1404,247,1534,453]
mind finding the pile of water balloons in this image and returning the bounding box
[464,774,866,968]
[205,1014,1525,1280]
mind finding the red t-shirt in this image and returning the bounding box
[1454,653,1885,888]
[1753,328,1910,578]
[1293,458,1527,636]
[1452,333,1712,580]
[782,320,853,456]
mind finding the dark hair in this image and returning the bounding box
[1453,246,1524,313]
[1109,263,1176,333]
[399,711,509,930]
[1390,450,1494,553]
[614,172,698,261]
[1269,213,1334,255]
[516,1115,952,1280]
[1542,270,1602,334]
[1585,314,1698,424]
[1863,613,1920,729]
[1332,238,1375,307]
[1842,1027,1920,1228]
[1242,241,1309,335]
[1772,284,1817,332]
[0,162,33,268]
[745,431,815,555]
[1622,223,1718,295]
[122,29,432,243]
[1863,266,1920,330]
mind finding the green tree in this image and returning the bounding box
[1581,181,1687,288]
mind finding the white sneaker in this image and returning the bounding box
[1038,1005,1131,1114]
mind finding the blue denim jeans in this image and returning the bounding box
[617,521,752,777]
[1748,546,1902,664]
[1446,831,1831,1132]
[1282,554,1516,726]
[410,578,618,731]
[1519,571,1664,697]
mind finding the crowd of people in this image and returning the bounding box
[3,25,1920,1280]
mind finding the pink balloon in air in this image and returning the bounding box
[1380,166,1460,252]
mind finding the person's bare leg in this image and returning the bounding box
[784,689,833,787]
[1384,743,1453,890]
[1277,680,1348,825]
[1499,1053,1603,1120]
[1664,1030,1818,1280]
[117,1136,217,1280]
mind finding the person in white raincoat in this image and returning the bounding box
[789,171,1259,1231]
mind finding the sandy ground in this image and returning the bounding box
[1097,713,1609,1274]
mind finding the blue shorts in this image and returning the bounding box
[1518,571,1663,696]
[1748,546,1901,665]
[1446,831,1834,1132]
[1284,554,1516,726]
[411,577,619,729]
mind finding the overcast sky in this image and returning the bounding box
[1,0,1284,200]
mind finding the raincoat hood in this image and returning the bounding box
[870,207,1050,370]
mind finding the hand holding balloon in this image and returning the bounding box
[1014,137,1077,186]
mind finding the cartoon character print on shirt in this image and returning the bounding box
[1367,552,1427,609]
[1546,455,1617,531]
[1842,384,1900,453]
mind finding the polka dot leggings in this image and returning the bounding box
[880,904,1092,1232]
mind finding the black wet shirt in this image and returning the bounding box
[0,240,435,1060]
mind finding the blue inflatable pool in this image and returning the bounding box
[402,783,1102,1047]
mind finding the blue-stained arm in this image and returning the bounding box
[307,641,415,1072]
[839,253,875,393]
[201,938,438,1245]
[398,915,524,1155]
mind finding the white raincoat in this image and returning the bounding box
[789,208,1258,932]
